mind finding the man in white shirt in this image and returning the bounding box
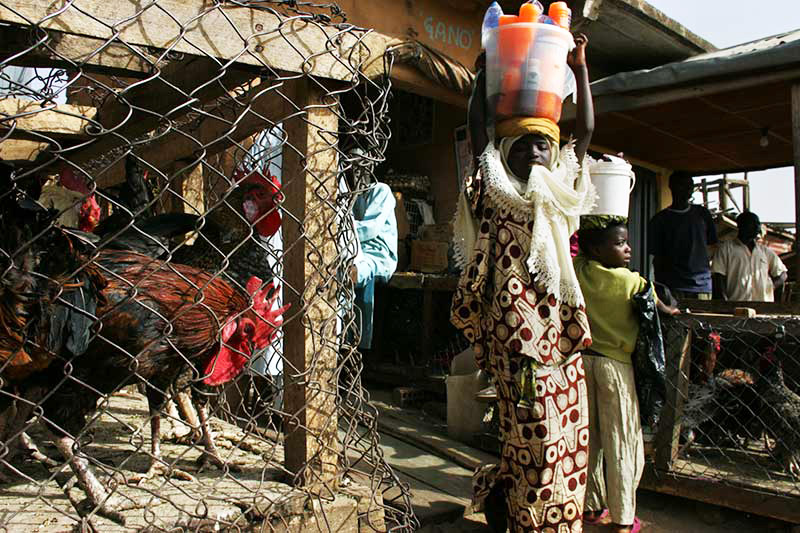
[712,211,788,302]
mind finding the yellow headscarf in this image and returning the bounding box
[496,117,560,144]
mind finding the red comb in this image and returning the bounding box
[234,169,281,195]
[59,167,90,195]
[246,276,290,349]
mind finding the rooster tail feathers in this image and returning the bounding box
[46,269,106,358]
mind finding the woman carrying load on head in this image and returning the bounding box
[451,34,596,533]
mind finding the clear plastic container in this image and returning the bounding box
[485,22,574,122]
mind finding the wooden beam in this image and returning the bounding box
[281,77,340,488]
[640,465,800,524]
[0,97,96,137]
[0,138,48,161]
[91,77,293,187]
[679,298,800,316]
[719,174,729,211]
[390,64,468,110]
[0,1,389,82]
[62,56,257,173]
[793,83,800,281]
[654,318,692,472]
[743,172,750,211]
[0,25,158,77]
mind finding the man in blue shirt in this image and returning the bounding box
[648,172,717,300]
[351,181,398,349]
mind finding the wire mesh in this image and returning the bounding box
[655,313,800,508]
[0,1,416,531]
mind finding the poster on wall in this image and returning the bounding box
[453,125,473,192]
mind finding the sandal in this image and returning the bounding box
[583,509,610,525]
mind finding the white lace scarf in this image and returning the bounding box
[453,140,596,307]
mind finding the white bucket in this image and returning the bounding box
[446,371,489,442]
[589,155,636,218]
[446,348,489,442]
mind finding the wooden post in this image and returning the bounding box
[654,318,692,472]
[701,178,708,207]
[719,174,729,212]
[422,288,434,367]
[282,78,340,489]
[792,84,800,281]
[743,172,750,212]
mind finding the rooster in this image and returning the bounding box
[65,160,283,456]
[680,368,761,453]
[1,166,288,521]
[0,206,108,474]
[756,346,800,477]
[3,244,286,522]
[137,167,283,466]
[89,162,283,469]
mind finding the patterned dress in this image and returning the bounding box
[452,147,592,533]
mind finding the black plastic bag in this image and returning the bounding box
[632,281,667,429]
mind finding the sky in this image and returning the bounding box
[644,0,800,223]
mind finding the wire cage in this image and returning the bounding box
[649,314,800,524]
[0,1,416,531]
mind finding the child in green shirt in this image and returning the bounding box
[574,219,677,533]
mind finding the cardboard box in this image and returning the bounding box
[410,240,449,273]
[420,223,452,243]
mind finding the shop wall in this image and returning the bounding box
[334,0,481,71]
[384,99,466,224]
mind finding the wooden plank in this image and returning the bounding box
[0,1,390,82]
[679,298,800,316]
[281,77,340,488]
[92,77,292,187]
[388,272,459,291]
[792,83,800,283]
[640,465,800,524]
[679,313,800,336]
[371,399,497,473]
[0,25,158,77]
[655,319,692,471]
[390,64,468,110]
[179,162,205,216]
[0,138,48,161]
[375,432,472,524]
[63,56,257,172]
[422,288,435,365]
[0,97,96,137]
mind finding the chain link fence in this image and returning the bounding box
[0,1,416,530]
[651,313,800,522]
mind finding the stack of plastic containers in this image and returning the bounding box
[483,1,574,123]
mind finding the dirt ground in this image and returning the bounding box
[0,391,307,532]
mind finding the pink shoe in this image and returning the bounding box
[583,509,609,525]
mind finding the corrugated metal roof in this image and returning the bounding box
[590,29,800,96]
